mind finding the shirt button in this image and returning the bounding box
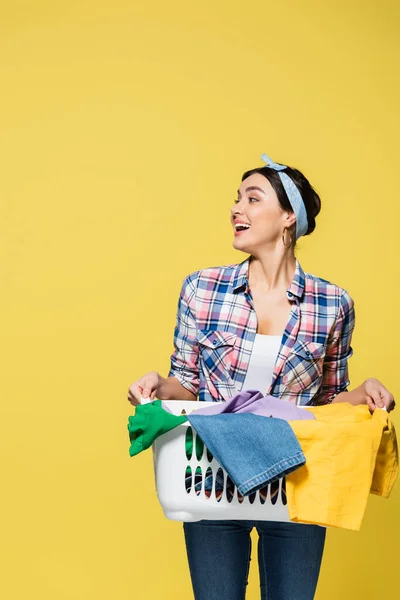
[213,340,217,345]
[306,351,310,356]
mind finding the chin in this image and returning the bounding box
[232,240,250,251]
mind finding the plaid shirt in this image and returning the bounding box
[168,256,355,406]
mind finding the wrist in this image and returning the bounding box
[156,374,168,400]
[333,384,367,406]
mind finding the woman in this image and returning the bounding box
[128,153,395,600]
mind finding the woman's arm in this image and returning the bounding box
[160,272,200,401]
[332,383,367,405]
[157,375,197,401]
[313,288,356,405]
[313,288,395,411]
[334,378,395,411]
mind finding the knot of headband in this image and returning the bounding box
[260,153,308,240]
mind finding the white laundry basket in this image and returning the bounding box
[151,399,302,523]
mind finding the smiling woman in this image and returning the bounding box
[128,152,395,600]
[232,157,321,251]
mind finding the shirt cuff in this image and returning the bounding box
[169,371,199,397]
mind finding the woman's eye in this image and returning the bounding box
[233,197,258,204]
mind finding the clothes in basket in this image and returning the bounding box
[128,398,306,493]
[192,388,315,420]
[127,391,398,530]
[187,412,306,495]
[184,389,316,498]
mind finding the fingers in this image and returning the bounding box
[382,390,396,412]
[365,390,396,413]
[127,374,158,406]
[366,389,385,409]
[140,373,159,400]
[128,381,148,405]
[372,388,396,412]
[365,379,396,412]
[141,384,151,399]
[127,384,142,406]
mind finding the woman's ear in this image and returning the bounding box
[284,211,296,229]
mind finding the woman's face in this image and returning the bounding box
[231,173,294,250]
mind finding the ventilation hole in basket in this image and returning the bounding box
[259,486,268,504]
[281,477,287,505]
[248,491,256,504]
[270,479,279,505]
[194,466,202,496]
[204,467,213,499]
[237,490,244,504]
[206,448,213,462]
[195,434,204,461]
[226,475,235,503]
[185,466,192,494]
[185,427,193,460]
[215,468,224,502]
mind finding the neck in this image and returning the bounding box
[248,251,296,293]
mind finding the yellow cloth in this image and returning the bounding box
[285,403,398,531]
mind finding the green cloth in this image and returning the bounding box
[127,400,188,457]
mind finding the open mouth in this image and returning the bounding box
[234,223,251,234]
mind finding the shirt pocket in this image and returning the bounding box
[197,329,237,382]
[282,339,326,393]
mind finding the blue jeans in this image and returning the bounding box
[186,413,306,495]
[183,519,326,600]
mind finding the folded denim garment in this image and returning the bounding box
[187,412,306,496]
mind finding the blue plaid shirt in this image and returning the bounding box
[168,256,355,405]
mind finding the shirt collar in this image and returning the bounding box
[231,255,306,301]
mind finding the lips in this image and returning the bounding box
[234,227,250,236]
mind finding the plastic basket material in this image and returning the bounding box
[152,400,300,523]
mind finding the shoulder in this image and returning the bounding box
[181,261,241,287]
[303,269,355,313]
[176,261,240,307]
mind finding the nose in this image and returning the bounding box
[231,201,244,218]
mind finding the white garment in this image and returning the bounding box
[237,334,282,395]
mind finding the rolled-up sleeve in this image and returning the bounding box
[167,272,200,397]
[313,288,355,405]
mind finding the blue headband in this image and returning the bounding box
[260,153,308,240]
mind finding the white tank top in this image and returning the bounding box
[236,334,282,395]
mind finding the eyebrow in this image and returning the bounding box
[237,186,266,196]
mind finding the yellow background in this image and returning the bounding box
[1,1,399,598]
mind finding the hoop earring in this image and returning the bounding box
[282,227,294,249]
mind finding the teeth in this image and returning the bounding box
[235,223,251,229]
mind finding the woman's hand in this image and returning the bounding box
[127,370,160,406]
[363,377,396,413]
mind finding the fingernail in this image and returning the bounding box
[143,390,148,398]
